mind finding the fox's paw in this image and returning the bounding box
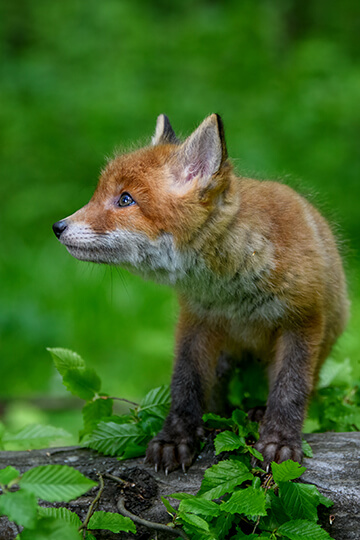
[145,420,203,474]
[253,432,303,470]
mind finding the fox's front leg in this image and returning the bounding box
[255,328,320,466]
[146,310,221,473]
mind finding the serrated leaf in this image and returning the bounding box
[0,490,38,528]
[86,421,146,456]
[179,497,221,517]
[138,385,171,419]
[63,368,101,401]
[88,511,136,533]
[170,492,194,500]
[117,441,147,460]
[272,460,306,484]
[3,424,72,451]
[278,519,332,539]
[214,431,245,455]
[47,348,85,375]
[161,496,176,515]
[85,534,97,540]
[178,511,211,531]
[0,466,20,485]
[20,517,81,540]
[198,460,253,500]
[279,483,319,522]
[246,445,264,461]
[20,465,97,502]
[38,506,82,527]
[302,439,313,458]
[81,398,113,435]
[221,486,267,516]
[203,413,235,429]
[213,512,234,539]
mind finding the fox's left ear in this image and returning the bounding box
[152,114,178,145]
[176,114,228,188]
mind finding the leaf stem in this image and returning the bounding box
[101,396,139,407]
[117,495,189,539]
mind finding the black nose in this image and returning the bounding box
[52,220,67,239]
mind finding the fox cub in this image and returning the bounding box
[53,114,348,472]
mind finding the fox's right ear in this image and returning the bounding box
[152,114,178,145]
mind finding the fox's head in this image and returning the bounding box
[53,114,235,284]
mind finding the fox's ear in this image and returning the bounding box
[152,114,178,145]
[176,114,228,187]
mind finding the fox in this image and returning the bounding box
[53,114,349,472]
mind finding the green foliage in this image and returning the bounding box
[20,465,97,502]
[2,424,72,451]
[165,417,334,539]
[88,510,136,534]
[45,348,172,459]
[0,464,136,537]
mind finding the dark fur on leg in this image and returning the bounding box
[146,327,217,473]
[254,331,315,467]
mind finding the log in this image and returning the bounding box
[0,432,359,539]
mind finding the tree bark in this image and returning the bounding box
[0,432,359,539]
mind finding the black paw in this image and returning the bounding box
[253,432,303,469]
[145,419,203,474]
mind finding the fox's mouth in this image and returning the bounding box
[64,244,108,263]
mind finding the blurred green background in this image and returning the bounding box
[0,1,359,435]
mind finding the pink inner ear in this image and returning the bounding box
[184,155,210,182]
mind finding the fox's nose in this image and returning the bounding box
[52,220,67,239]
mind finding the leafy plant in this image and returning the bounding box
[47,347,171,459]
[163,420,333,539]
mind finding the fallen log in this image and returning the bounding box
[0,432,359,540]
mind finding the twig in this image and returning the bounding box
[100,396,139,407]
[117,495,189,539]
[104,472,135,487]
[79,473,105,538]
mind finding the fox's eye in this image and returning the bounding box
[118,192,135,207]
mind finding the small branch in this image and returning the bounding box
[104,472,135,488]
[101,396,139,407]
[79,473,105,538]
[117,495,189,539]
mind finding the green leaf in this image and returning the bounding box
[88,511,136,533]
[38,506,82,527]
[0,466,20,485]
[86,421,146,456]
[62,368,101,401]
[279,483,320,522]
[203,413,235,429]
[138,385,171,419]
[198,460,253,500]
[3,424,72,450]
[221,486,267,516]
[20,465,97,502]
[170,492,194,500]
[0,490,38,528]
[117,441,147,460]
[246,445,264,461]
[272,460,306,484]
[85,534,97,540]
[20,517,81,540]
[302,439,313,458]
[47,348,85,375]
[81,398,113,435]
[214,431,245,455]
[161,496,176,515]
[179,497,221,517]
[213,512,234,539]
[178,511,211,532]
[278,519,332,539]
